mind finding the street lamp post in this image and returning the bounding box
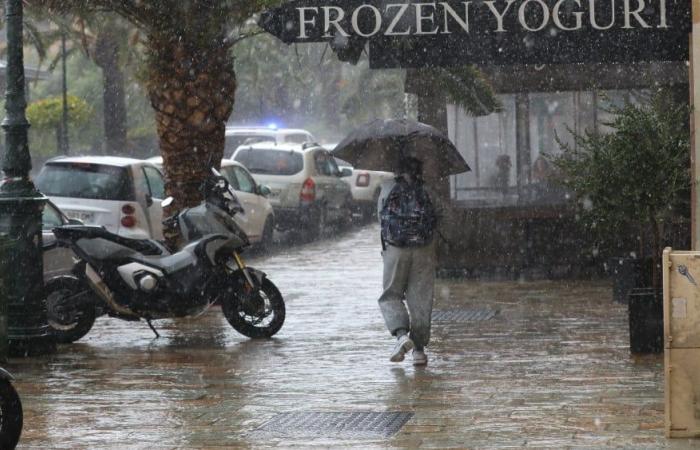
[60,25,69,155]
[0,0,55,356]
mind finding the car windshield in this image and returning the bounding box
[36,163,134,201]
[234,148,303,176]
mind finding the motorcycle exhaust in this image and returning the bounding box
[85,264,137,317]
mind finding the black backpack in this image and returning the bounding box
[380,178,436,248]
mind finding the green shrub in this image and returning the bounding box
[26,95,92,129]
[548,91,690,285]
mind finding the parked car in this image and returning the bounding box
[42,200,78,280]
[328,144,394,219]
[231,142,353,237]
[148,157,275,246]
[225,126,315,159]
[35,156,165,240]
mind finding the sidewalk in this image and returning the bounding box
[9,227,697,448]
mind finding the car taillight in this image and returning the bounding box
[121,216,136,228]
[300,178,316,202]
[121,203,136,228]
[356,173,370,187]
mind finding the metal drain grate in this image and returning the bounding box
[250,411,414,439]
[432,308,499,322]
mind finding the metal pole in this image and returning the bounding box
[60,25,69,155]
[0,0,56,356]
[515,93,531,194]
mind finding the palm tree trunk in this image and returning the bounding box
[93,26,128,156]
[145,35,236,214]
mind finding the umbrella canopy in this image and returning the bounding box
[332,119,470,179]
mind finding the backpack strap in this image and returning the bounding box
[379,180,401,251]
[380,187,390,251]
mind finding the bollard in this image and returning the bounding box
[0,235,9,361]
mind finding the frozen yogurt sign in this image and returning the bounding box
[260,0,691,67]
[296,1,671,38]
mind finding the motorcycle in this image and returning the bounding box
[44,169,286,342]
[0,368,22,449]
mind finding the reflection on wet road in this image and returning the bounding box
[9,225,697,448]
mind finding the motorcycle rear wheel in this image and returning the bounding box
[221,278,285,338]
[0,379,22,449]
[45,276,97,344]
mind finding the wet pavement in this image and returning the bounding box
[9,224,700,448]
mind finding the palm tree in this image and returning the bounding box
[32,1,278,218]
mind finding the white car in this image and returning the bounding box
[331,151,394,219]
[36,156,165,240]
[225,126,315,159]
[231,142,353,237]
[147,157,275,246]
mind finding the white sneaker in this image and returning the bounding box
[390,335,414,362]
[412,350,428,366]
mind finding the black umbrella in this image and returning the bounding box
[332,118,470,179]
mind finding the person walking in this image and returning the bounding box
[377,156,442,366]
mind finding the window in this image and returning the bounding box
[334,157,352,169]
[220,167,240,191]
[285,133,313,144]
[134,169,150,200]
[314,151,339,176]
[448,89,647,206]
[42,203,65,230]
[36,163,133,201]
[234,148,304,176]
[143,166,165,199]
[233,166,256,194]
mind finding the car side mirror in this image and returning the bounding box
[258,184,272,197]
[161,197,174,208]
[340,168,353,178]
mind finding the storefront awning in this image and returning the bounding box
[260,0,692,68]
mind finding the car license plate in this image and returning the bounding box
[64,210,94,223]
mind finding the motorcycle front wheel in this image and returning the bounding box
[0,379,22,449]
[221,277,285,338]
[45,276,97,344]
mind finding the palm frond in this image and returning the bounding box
[429,66,500,116]
[23,20,48,61]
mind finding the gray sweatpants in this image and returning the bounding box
[378,241,436,350]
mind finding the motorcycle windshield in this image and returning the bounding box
[210,168,244,212]
[180,204,249,246]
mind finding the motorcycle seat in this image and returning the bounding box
[54,225,167,255]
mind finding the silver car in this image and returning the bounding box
[42,200,77,280]
[232,142,353,237]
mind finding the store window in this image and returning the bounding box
[448,89,643,207]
